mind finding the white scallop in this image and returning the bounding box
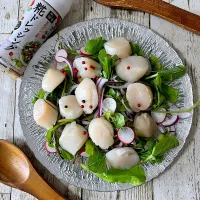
[75,78,98,114]
[116,56,150,82]
[42,68,65,92]
[104,37,131,58]
[106,147,140,170]
[126,83,153,112]
[33,99,58,130]
[59,122,88,155]
[134,113,157,137]
[59,95,83,119]
[73,57,102,79]
[89,117,114,149]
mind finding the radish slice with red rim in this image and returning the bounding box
[80,150,89,157]
[102,98,117,113]
[168,125,176,132]
[162,115,179,127]
[55,49,68,63]
[178,112,192,119]
[80,47,92,56]
[157,125,166,133]
[151,108,167,124]
[117,127,135,144]
[44,141,56,153]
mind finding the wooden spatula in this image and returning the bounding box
[95,0,200,36]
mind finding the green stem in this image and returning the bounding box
[61,78,67,97]
[152,99,200,114]
[145,73,158,80]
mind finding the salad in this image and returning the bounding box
[32,36,196,186]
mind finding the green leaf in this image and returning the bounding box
[161,83,179,103]
[85,37,106,55]
[149,56,164,71]
[130,42,145,57]
[32,90,46,104]
[104,110,126,130]
[61,149,74,160]
[98,49,118,80]
[66,48,80,56]
[85,140,98,156]
[159,65,186,82]
[81,164,146,186]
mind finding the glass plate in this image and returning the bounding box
[19,18,193,191]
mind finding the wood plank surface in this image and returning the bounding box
[0,0,200,199]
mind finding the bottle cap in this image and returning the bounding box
[45,0,72,19]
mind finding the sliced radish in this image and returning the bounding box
[55,49,68,63]
[162,115,179,127]
[117,127,135,144]
[44,141,56,153]
[157,125,166,133]
[80,47,92,56]
[107,82,131,89]
[102,98,117,113]
[80,150,89,157]
[151,108,167,124]
[178,112,192,119]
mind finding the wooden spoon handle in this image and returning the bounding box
[95,0,200,36]
[20,167,66,200]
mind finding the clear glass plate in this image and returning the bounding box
[19,18,193,191]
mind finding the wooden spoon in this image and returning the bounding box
[95,0,200,36]
[0,140,66,200]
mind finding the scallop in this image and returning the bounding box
[115,56,150,82]
[104,37,131,58]
[134,113,157,137]
[59,122,88,155]
[42,68,65,92]
[33,99,58,130]
[75,78,98,114]
[106,147,140,170]
[73,57,102,79]
[126,83,153,112]
[89,117,114,149]
[59,95,83,119]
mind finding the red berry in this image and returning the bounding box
[42,35,46,39]
[89,65,95,70]
[63,117,66,119]
[77,75,81,78]
[127,66,131,70]
[82,61,85,64]
[137,103,141,107]
[84,67,87,70]
[83,131,87,135]
[64,71,67,76]
[89,105,93,109]
[80,105,84,108]
[61,69,65,73]
[9,52,13,56]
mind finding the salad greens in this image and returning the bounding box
[32,35,193,186]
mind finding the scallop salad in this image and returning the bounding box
[32,36,194,186]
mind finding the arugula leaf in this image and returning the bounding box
[138,133,179,164]
[85,37,106,55]
[32,90,46,104]
[46,119,74,144]
[98,49,118,79]
[161,83,179,103]
[104,110,126,129]
[81,164,146,186]
[130,42,145,57]
[149,56,164,71]
[84,140,107,173]
[61,149,74,160]
[66,48,80,56]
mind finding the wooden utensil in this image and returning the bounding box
[95,0,200,36]
[0,140,66,200]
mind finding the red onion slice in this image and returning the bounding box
[55,49,68,63]
[162,115,179,127]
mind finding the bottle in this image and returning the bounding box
[0,0,72,79]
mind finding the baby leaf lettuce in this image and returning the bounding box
[32,90,46,104]
[98,49,118,80]
[130,42,145,57]
[82,140,146,186]
[137,133,179,164]
[61,149,74,160]
[104,110,126,130]
[85,37,106,55]
[149,56,164,71]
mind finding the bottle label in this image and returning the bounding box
[0,0,61,78]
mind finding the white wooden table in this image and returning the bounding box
[0,0,200,199]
